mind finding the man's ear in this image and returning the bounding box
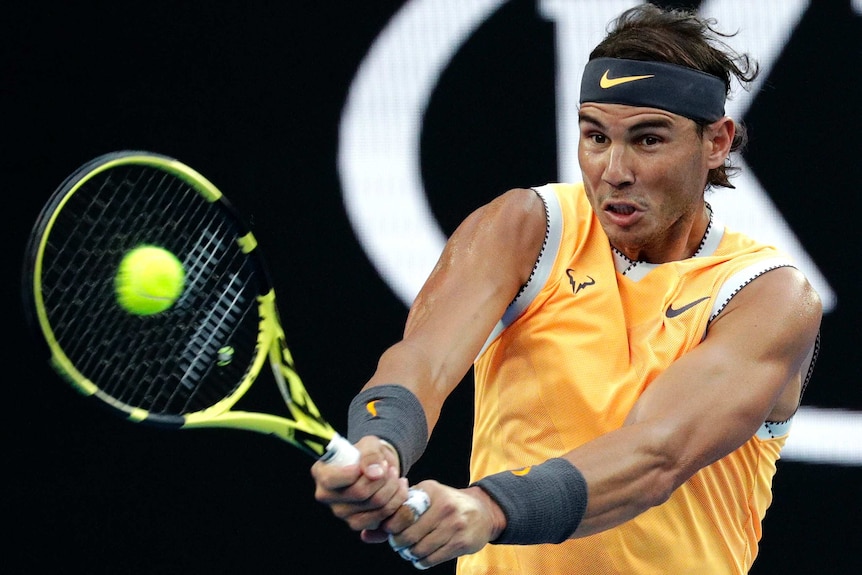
[705,117,735,169]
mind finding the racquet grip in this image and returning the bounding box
[321,434,361,466]
[323,435,429,526]
[323,433,431,566]
[323,435,430,526]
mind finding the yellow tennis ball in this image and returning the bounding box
[114,245,185,315]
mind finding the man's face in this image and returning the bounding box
[577,102,715,263]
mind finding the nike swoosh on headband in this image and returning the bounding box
[599,70,655,88]
[581,58,726,121]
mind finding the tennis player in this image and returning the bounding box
[312,4,822,573]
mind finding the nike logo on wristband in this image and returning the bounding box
[366,400,380,418]
[512,466,532,476]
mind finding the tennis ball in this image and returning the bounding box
[114,245,185,315]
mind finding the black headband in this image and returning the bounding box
[580,57,726,122]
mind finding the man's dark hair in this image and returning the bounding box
[589,3,760,189]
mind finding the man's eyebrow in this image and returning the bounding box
[629,118,674,131]
[578,112,674,132]
[578,112,605,130]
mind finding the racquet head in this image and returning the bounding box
[23,150,350,460]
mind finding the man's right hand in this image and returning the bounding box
[311,435,409,533]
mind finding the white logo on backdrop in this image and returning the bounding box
[338,0,858,464]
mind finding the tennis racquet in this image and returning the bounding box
[22,150,361,464]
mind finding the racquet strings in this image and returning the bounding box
[30,159,264,424]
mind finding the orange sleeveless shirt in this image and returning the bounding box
[459,183,804,575]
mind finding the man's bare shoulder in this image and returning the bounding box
[720,265,822,322]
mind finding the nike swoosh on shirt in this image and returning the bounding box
[599,70,655,88]
[665,296,711,318]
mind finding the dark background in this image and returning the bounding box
[6,1,860,573]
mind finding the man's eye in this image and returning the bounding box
[642,135,660,146]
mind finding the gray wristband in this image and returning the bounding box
[474,458,588,545]
[347,384,428,474]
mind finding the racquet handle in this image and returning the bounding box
[322,434,361,466]
[322,433,430,560]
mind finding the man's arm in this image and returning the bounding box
[386,265,822,566]
[568,266,821,536]
[310,188,547,529]
[365,187,547,429]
